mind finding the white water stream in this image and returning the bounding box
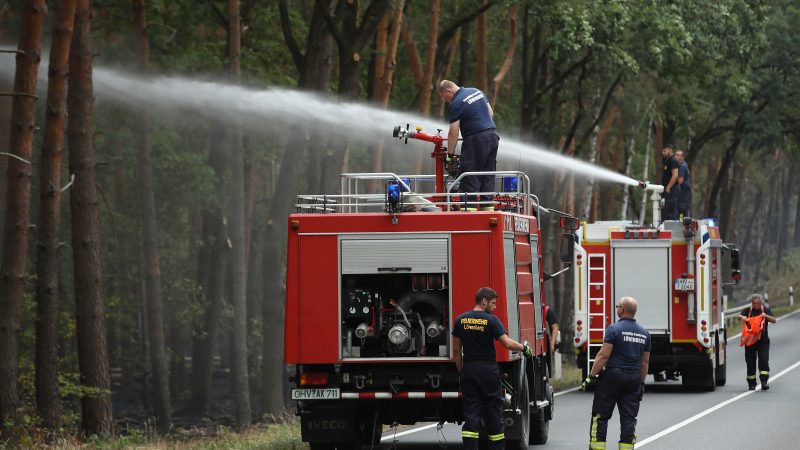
[1,58,646,189]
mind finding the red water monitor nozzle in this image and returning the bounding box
[391,124,449,195]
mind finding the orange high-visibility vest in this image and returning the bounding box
[740,314,765,347]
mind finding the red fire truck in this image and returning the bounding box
[283,126,574,449]
[570,190,741,390]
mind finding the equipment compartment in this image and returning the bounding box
[340,273,450,359]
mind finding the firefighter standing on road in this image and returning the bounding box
[736,293,777,390]
[580,296,651,450]
[452,287,532,450]
[438,80,499,211]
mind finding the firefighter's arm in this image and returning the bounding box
[666,168,679,192]
[447,121,460,156]
[549,323,559,352]
[589,342,613,376]
[498,334,524,352]
[453,336,463,372]
[640,351,650,383]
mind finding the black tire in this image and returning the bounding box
[530,383,551,445]
[506,371,530,449]
[309,444,336,450]
[358,417,383,446]
[681,364,716,392]
[715,332,727,386]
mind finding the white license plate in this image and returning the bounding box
[674,278,695,291]
[291,388,340,400]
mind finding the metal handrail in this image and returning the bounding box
[300,171,537,215]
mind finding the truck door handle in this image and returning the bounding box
[377,267,413,272]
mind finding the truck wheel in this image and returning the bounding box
[529,383,550,445]
[715,332,727,386]
[506,371,529,449]
[358,417,383,446]
[308,444,336,450]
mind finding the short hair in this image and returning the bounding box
[619,296,638,315]
[749,293,764,304]
[675,149,684,156]
[475,287,498,304]
[438,79,457,93]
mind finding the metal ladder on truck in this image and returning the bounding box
[587,254,607,371]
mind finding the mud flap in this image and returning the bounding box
[501,407,523,440]
[300,403,357,443]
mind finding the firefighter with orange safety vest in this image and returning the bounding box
[736,294,777,390]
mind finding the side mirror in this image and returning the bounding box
[560,234,575,264]
[727,243,741,284]
[559,216,580,232]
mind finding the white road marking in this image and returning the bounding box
[555,386,580,396]
[381,386,579,441]
[380,423,439,441]
[636,359,800,447]
[376,310,800,444]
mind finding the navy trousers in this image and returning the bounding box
[461,361,504,449]
[662,186,681,220]
[745,338,770,386]
[589,369,641,448]
[459,129,499,209]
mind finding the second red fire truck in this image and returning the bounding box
[570,188,741,390]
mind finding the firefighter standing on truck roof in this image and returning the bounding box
[580,296,651,450]
[661,145,681,220]
[736,293,777,390]
[437,80,499,211]
[452,287,532,450]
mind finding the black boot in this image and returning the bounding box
[761,377,769,390]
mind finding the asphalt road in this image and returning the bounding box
[375,309,800,449]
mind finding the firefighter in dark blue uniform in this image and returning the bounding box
[661,146,681,220]
[736,294,777,390]
[580,296,651,450]
[452,287,532,450]
[438,80,499,211]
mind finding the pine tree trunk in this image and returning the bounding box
[35,0,76,430]
[261,222,286,415]
[0,0,46,427]
[190,127,228,415]
[417,0,439,115]
[475,0,488,92]
[67,0,114,435]
[132,0,171,432]
[227,0,251,429]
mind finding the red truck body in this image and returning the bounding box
[283,165,563,449]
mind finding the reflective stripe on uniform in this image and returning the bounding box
[462,430,479,439]
[746,375,757,380]
[465,207,478,211]
[480,206,495,211]
[619,443,634,449]
[590,414,604,448]
[488,433,505,441]
[760,371,769,375]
